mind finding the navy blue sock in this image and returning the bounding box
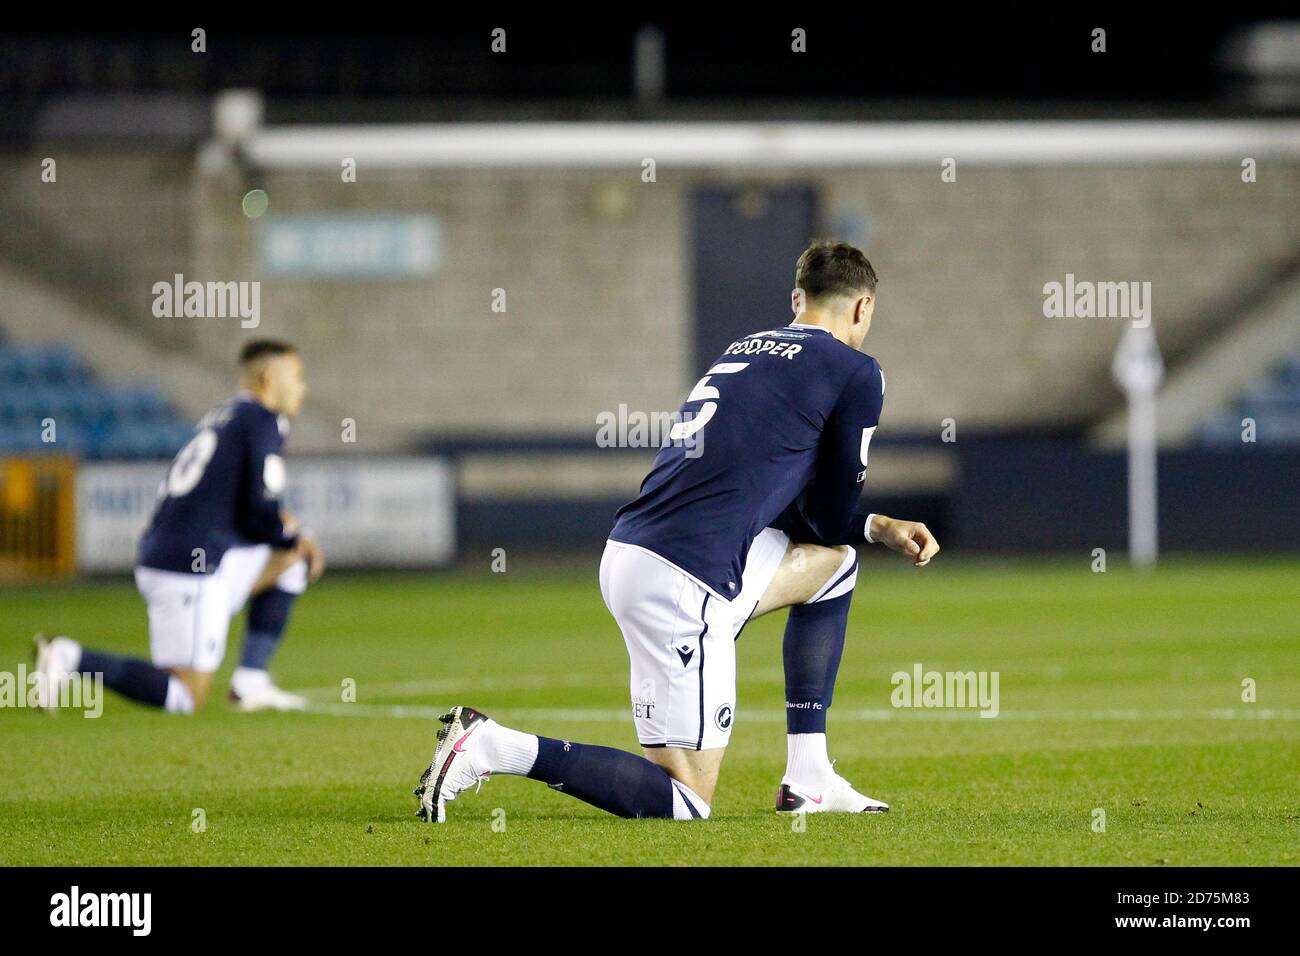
[240,587,297,670]
[782,591,852,734]
[526,737,676,818]
[78,649,169,708]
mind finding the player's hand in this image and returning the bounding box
[298,536,326,582]
[281,510,301,536]
[870,515,940,567]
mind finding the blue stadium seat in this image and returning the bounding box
[0,340,191,460]
[1241,381,1300,415]
[0,350,23,384]
[105,386,175,424]
[0,424,35,453]
[1199,351,1300,447]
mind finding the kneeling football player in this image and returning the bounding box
[415,241,938,821]
[35,340,325,714]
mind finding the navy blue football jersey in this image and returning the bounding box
[610,323,883,599]
[138,393,298,573]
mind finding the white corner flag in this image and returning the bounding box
[1111,324,1165,568]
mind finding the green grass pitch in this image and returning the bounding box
[1,556,1296,866]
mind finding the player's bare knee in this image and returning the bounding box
[810,543,853,580]
[643,746,722,810]
[170,669,212,710]
[252,549,299,596]
[804,544,858,604]
[782,542,856,604]
[671,766,718,803]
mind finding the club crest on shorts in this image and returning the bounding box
[714,703,733,731]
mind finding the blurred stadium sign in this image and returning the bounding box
[260,215,441,278]
[77,458,454,571]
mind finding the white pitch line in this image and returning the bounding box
[305,702,450,719]
[301,704,1300,722]
[294,672,627,700]
[294,665,1268,702]
[293,667,818,701]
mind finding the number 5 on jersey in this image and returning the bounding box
[669,362,749,442]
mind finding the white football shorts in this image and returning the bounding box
[135,543,308,673]
[600,528,789,750]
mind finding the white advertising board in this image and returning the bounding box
[77,457,455,571]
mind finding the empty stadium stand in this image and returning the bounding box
[1198,350,1300,445]
[0,334,192,458]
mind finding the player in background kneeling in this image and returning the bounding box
[34,339,325,715]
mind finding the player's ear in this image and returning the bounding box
[856,295,873,323]
[257,361,279,393]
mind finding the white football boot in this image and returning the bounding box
[228,667,308,712]
[413,705,494,823]
[775,767,890,813]
[32,633,79,713]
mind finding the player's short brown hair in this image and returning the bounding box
[795,240,878,301]
[239,339,297,366]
